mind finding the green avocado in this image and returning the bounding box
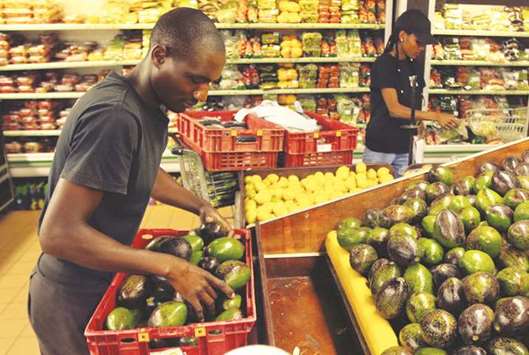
[508,220,529,250]
[148,301,188,327]
[370,262,401,295]
[485,205,513,233]
[514,201,529,222]
[415,348,448,355]
[465,225,503,258]
[349,243,378,276]
[105,307,139,330]
[216,260,251,290]
[190,250,204,265]
[222,294,242,311]
[432,209,466,249]
[459,206,482,233]
[405,292,436,323]
[184,234,205,252]
[418,238,444,266]
[399,323,426,351]
[476,188,504,213]
[207,237,244,262]
[337,226,371,249]
[215,308,243,322]
[389,223,419,239]
[475,171,494,191]
[448,195,473,214]
[459,250,497,275]
[497,267,529,296]
[422,215,436,237]
[404,263,434,294]
[504,188,529,209]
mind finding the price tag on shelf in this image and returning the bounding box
[317,143,332,153]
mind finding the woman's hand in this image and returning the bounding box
[435,112,459,129]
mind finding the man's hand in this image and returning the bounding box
[165,257,234,321]
[199,204,232,233]
[435,112,459,129]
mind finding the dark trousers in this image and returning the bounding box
[28,269,106,355]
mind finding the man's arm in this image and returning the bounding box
[150,168,231,231]
[39,178,233,320]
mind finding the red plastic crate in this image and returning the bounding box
[177,111,284,153]
[200,151,278,172]
[85,228,256,355]
[284,112,358,155]
[282,151,354,168]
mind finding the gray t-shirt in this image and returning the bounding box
[37,72,168,288]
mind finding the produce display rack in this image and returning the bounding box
[255,137,529,354]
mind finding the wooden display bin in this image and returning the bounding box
[256,138,529,355]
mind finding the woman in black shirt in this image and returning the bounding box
[363,9,458,176]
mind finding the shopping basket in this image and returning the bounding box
[464,107,529,143]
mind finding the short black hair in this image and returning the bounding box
[150,8,225,59]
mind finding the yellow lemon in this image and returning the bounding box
[254,181,267,192]
[244,199,257,211]
[324,172,335,180]
[335,165,350,180]
[285,200,298,213]
[254,190,272,205]
[314,171,324,180]
[355,162,367,174]
[246,209,257,224]
[251,175,262,184]
[277,176,289,188]
[272,202,288,217]
[244,176,253,184]
[264,173,279,185]
[367,168,377,180]
[377,167,391,177]
[282,188,295,201]
[288,175,300,184]
[245,187,257,199]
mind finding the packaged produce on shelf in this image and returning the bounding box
[340,0,359,24]
[1,100,66,131]
[0,1,63,25]
[241,65,260,89]
[0,71,106,94]
[297,63,318,88]
[296,95,317,111]
[302,32,323,57]
[339,62,359,88]
[330,162,529,354]
[215,65,246,90]
[277,94,297,106]
[280,35,303,58]
[435,4,529,31]
[315,95,338,117]
[258,64,278,89]
[277,0,301,23]
[318,64,340,88]
[277,65,299,88]
[244,164,394,223]
[4,136,57,154]
[432,37,529,63]
[14,180,47,211]
[318,0,341,24]
[260,32,280,57]
[299,0,318,23]
[431,67,529,91]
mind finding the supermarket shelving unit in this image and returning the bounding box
[0,2,394,178]
[422,0,529,155]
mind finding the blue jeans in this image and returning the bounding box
[362,146,409,177]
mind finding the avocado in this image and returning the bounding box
[415,348,448,355]
[207,237,245,262]
[452,179,474,196]
[422,215,437,237]
[369,261,401,295]
[497,267,529,296]
[222,294,242,310]
[480,162,499,174]
[368,258,391,284]
[476,188,504,214]
[349,243,378,276]
[387,233,420,266]
[508,220,529,251]
[429,194,455,216]
[215,260,251,290]
[452,346,487,355]
[399,323,426,351]
[515,163,529,176]
[199,256,220,273]
[381,346,413,355]
[426,182,450,204]
[493,296,529,335]
[465,226,503,259]
[145,236,172,251]
[488,337,529,355]
[117,275,151,309]
[398,187,426,204]
[431,263,461,290]
[460,206,482,233]
[418,238,444,266]
[183,234,205,252]
[337,226,371,249]
[364,208,385,228]
[375,277,410,319]
[475,171,494,192]
[504,188,529,209]
[449,195,473,214]
[105,307,139,330]
[428,166,454,186]
[485,205,513,233]
[368,227,390,255]
[403,198,429,223]
[420,309,457,348]
[463,272,500,306]
[406,292,436,323]
[337,217,362,230]
[445,247,466,266]
[389,223,418,239]
[492,170,519,196]
[190,250,204,265]
[514,201,529,222]
[382,205,415,226]
[458,304,494,345]
[404,263,434,294]
[215,308,243,322]
[459,250,497,275]
[499,246,529,271]
[437,277,467,314]
[158,238,193,261]
[148,301,188,327]
[196,222,227,244]
[518,176,529,190]
[502,156,521,173]
[433,209,466,248]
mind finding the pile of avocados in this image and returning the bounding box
[104,222,251,344]
[337,152,529,355]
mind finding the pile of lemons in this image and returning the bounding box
[244,164,395,224]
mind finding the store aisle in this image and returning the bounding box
[0,204,233,355]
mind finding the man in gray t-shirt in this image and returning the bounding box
[29,8,233,355]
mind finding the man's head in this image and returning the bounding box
[148,8,225,112]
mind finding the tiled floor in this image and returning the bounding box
[0,204,233,355]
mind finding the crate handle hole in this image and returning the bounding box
[208,329,223,336]
[120,337,136,344]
